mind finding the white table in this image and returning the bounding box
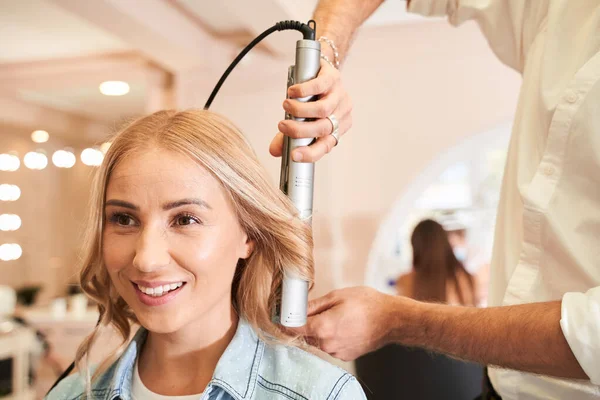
[0,325,36,400]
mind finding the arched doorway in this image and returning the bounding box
[365,122,512,302]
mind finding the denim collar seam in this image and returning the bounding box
[257,376,309,400]
[246,340,264,398]
[325,373,351,400]
[256,380,299,400]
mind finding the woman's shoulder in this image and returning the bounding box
[45,362,119,400]
[45,372,87,400]
[257,341,366,399]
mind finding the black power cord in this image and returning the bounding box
[204,20,316,110]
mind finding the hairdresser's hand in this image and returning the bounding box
[270,59,352,162]
[293,287,402,361]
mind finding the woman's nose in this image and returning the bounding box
[132,226,171,272]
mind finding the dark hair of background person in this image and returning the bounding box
[410,219,475,305]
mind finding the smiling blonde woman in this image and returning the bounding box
[46,110,365,400]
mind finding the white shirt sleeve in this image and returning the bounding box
[561,287,600,384]
[408,0,550,72]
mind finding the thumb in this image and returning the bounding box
[269,132,284,157]
[307,292,338,316]
[286,313,323,338]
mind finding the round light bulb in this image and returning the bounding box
[81,148,103,166]
[52,150,76,168]
[0,243,22,261]
[24,151,48,170]
[0,214,21,231]
[0,184,20,201]
[0,154,20,172]
[99,81,130,96]
[31,130,49,143]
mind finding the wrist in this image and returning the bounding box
[386,296,429,347]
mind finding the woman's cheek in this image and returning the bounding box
[103,234,134,272]
[181,237,235,272]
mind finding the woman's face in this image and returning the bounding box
[103,148,252,333]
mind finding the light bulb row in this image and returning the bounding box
[1,147,108,171]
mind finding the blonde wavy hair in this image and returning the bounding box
[74,109,314,388]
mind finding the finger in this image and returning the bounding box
[283,91,340,119]
[307,292,338,316]
[292,135,336,163]
[288,60,338,98]
[278,118,335,139]
[291,113,351,163]
[280,96,352,140]
[269,132,284,157]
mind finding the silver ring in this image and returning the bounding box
[327,114,340,146]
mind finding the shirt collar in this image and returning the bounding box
[102,319,264,400]
[210,319,264,399]
[101,327,146,400]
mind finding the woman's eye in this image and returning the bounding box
[176,215,199,226]
[110,213,136,226]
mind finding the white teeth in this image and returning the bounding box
[136,282,184,297]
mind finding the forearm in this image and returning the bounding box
[391,298,588,380]
[312,0,386,62]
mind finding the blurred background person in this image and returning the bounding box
[397,219,478,306]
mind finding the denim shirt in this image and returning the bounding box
[46,320,366,400]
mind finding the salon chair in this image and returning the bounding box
[355,344,483,399]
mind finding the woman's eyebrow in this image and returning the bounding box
[105,199,139,210]
[162,198,212,211]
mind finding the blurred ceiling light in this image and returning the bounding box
[31,130,49,143]
[81,148,103,166]
[24,151,48,170]
[0,184,20,201]
[99,81,130,96]
[52,149,76,168]
[0,214,21,231]
[0,243,22,261]
[0,154,20,171]
[100,142,112,154]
